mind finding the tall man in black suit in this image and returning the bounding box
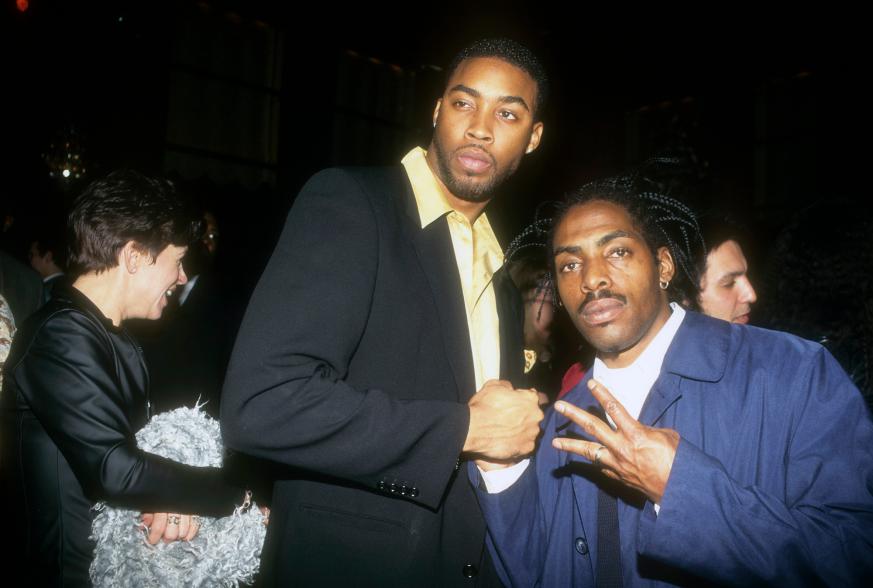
[222,38,547,586]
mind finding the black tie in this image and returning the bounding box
[596,479,623,588]
[595,409,623,588]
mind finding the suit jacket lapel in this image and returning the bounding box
[389,170,476,403]
[638,373,683,427]
[638,311,730,426]
[411,216,477,402]
[390,165,525,401]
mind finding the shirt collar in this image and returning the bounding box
[401,146,498,233]
[178,274,199,306]
[593,302,687,389]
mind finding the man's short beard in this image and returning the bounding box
[432,135,517,203]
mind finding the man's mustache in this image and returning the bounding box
[576,290,627,315]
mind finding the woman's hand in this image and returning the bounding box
[140,512,200,544]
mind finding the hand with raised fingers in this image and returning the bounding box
[551,378,679,503]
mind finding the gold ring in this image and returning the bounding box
[593,445,607,466]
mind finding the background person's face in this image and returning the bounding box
[553,201,673,365]
[697,239,757,324]
[523,286,555,351]
[28,242,53,277]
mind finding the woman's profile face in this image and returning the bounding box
[128,244,188,320]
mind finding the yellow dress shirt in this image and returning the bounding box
[401,147,502,392]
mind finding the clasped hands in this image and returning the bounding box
[463,379,544,469]
[553,378,679,504]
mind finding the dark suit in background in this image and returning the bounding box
[128,270,235,417]
[41,272,70,305]
[0,249,43,325]
[222,166,524,586]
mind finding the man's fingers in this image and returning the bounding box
[147,513,167,545]
[588,378,636,432]
[602,468,621,481]
[554,399,617,446]
[552,437,613,466]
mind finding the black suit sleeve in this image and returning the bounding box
[13,311,241,516]
[221,169,469,509]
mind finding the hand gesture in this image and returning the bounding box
[552,379,679,503]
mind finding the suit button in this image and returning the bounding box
[377,481,386,491]
[388,483,398,493]
[409,487,419,497]
[574,537,588,555]
[461,563,478,578]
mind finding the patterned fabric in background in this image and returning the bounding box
[0,294,15,392]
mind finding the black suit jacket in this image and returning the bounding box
[221,166,524,586]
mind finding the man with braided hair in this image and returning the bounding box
[471,179,873,586]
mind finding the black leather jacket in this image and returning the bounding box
[1,286,241,587]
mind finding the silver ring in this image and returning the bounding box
[168,515,180,525]
[593,445,607,466]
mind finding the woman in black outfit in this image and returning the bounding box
[2,170,246,587]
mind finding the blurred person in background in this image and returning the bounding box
[695,215,757,325]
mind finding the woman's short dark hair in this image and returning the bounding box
[67,170,203,276]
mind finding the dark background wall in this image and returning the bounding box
[4,1,866,301]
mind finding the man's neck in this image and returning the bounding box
[597,302,674,369]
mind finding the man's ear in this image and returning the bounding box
[432,98,442,128]
[656,246,676,285]
[525,121,544,154]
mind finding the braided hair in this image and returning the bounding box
[506,161,706,308]
[505,202,560,306]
